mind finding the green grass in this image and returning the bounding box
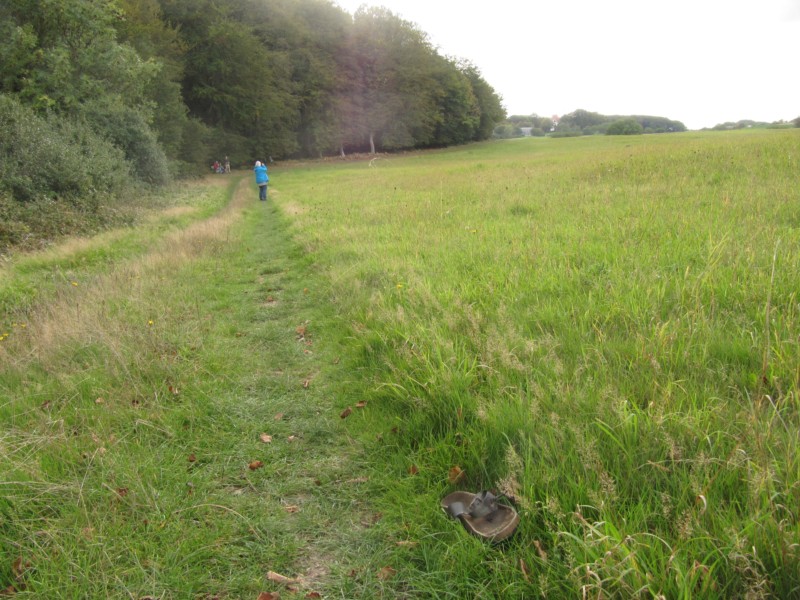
[2,130,799,598]
[0,176,390,597]
[274,129,800,598]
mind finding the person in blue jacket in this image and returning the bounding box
[254,161,269,201]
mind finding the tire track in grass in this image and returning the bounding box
[231,178,391,598]
[0,176,387,597]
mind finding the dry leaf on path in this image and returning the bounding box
[448,466,465,484]
[519,558,531,582]
[12,557,31,579]
[267,571,298,585]
[533,540,548,561]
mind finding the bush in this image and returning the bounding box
[606,118,644,135]
[0,94,129,206]
[81,102,171,186]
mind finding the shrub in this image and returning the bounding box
[0,94,129,206]
[606,119,644,135]
[81,102,171,186]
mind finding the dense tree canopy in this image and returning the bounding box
[500,110,686,138]
[1,0,505,177]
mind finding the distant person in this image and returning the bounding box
[254,160,269,201]
[224,156,231,173]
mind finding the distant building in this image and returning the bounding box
[520,127,533,137]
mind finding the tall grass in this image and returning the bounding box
[275,130,800,597]
[0,176,384,597]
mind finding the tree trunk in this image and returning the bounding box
[339,144,346,158]
[369,131,376,154]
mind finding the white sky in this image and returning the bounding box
[334,0,800,130]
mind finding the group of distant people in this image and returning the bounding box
[208,154,269,202]
[211,156,231,174]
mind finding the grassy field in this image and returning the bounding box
[274,130,800,598]
[2,129,799,598]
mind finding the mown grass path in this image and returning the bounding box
[1,176,392,598]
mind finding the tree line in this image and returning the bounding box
[0,0,504,249]
[496,109,687,138]
[1,0,504,167]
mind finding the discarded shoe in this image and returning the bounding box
[441,490,519,542]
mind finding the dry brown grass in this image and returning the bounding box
[1,177,251,370]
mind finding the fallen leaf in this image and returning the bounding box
[408,465,419,475]
[12,557,30,578]
[260,433,273,443]
[116,487,129,497]
[302,379,310,389]
[1,585,16,596]
[187,454,196,463]
[273,413,284,421]
[295,325,307,338]
[249,460,264,470]
[267,571,298,585]
[377,566,396,580]
[284,505,300,514]
[257,593,279,600]
[305,593,321,599]
[340,407,352,419]
[395,540,418,548]
[95,397,105,404]
[168,385,179,395]
[287,435,297,442]
[533,540,548,561]
[519,558,531,582]
[355,401,367,409]
[448,466,465,484]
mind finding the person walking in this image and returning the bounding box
[254,161,269,201]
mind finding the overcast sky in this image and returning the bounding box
[334,0,800,130]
